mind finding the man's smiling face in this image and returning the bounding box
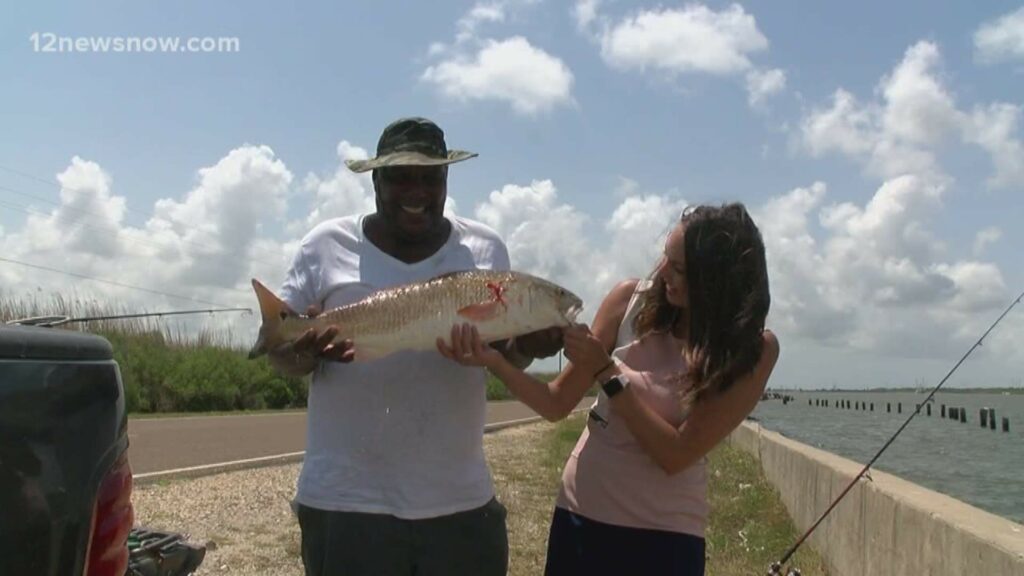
[373,165,449,243]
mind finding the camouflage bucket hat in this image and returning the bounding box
[345,117,478,173]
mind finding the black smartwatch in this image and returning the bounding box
[601,373,629,398]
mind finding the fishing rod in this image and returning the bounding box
[768,288,1024,576]
[6,308,252,328]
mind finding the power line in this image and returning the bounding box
[0,255,245,308]
[0,164,66,190]
[0,163,172,225]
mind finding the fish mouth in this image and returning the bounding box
[565,302,583,322]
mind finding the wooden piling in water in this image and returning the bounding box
[887,403,891,413]
[949,407,958,421]
[926,404,931,416]
[870,402,874,411]
[960,408,966,423]
[898,403,902,414]
[1003,417,1010,433]
[989,408,996,430]
[981,408,989,428]
[941,404,946,418]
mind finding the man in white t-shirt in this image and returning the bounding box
[269,117,562,576]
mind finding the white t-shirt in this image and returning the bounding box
[279,213,511,519]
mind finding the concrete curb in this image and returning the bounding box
[729,421,1024,576]
[133,410,583,486]
[133,452,307,486]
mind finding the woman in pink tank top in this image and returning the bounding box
[439,203,780,576]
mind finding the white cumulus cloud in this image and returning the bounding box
[600,4,768,75]
[300,141,375,231]
[590,3,783,108]
[424,1,572,115]
[973,226,1002,256]
[422,37,574,115]
[746,67,786,106]
[801,40,1024,190]
[974,7,1024,64]
[755,177,1008,358]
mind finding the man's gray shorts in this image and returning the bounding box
[295,498,508,576]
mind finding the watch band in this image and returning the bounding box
[601,373,628,398]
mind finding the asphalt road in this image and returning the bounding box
[126,400,567,475]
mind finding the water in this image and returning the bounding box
[751,391,1024,524]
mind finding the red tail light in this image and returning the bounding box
[84,451,134,576]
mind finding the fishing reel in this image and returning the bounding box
[767,562,801,576]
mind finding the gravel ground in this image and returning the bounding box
[133,464,304,575]
[132,421,557,576]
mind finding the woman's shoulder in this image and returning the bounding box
[608,277,645,301]
[590,279,643,342]
[600,278,642,314]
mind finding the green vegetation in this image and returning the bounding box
[705,441,829,575]
[104,331,308,413]
[4,294,307,413]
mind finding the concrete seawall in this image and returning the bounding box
[729,421,1024,575]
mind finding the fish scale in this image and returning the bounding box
[248,270,582,362]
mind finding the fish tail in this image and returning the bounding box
[248,278,292,359]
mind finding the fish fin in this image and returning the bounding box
[251,279,293,321]
[457,301,503,321]
[248,279,295,359]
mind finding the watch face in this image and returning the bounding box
[602,374,628,398]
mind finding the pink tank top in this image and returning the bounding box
[556,280,710,537]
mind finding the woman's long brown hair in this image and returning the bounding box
[633,203,770,404]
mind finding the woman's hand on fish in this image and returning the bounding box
[293,304,355,363]
[437,323,504,368]
[562,324,611,376]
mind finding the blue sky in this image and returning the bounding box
[2,1,1022,388]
